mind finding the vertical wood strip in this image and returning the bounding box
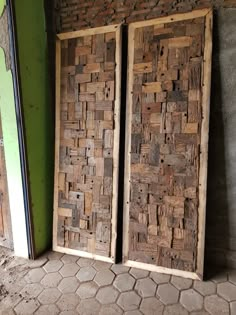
[53,39,62,250]
[197,10,213,278]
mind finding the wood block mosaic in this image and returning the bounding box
[123,10,212,278]
[54,25,121,262]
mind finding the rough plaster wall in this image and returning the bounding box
[54,0,236,269]
[0,6,10,70]
[206,8,236,269]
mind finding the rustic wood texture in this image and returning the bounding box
[54,26,120,260]
[124,12,212,275]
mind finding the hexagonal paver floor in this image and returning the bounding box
[1,248,235,315]
[96,286,119,304]
[135,278,157,298]
[180,288,204,312]
[76,281,98,299]
[94,269,115,286]
[114,273,135,292]
[157,283,179,305]
[76,266,96,282]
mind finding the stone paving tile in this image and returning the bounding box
[117,291,141,311]
[38,287,61,304]
[58,277,79,294]
[205,294,230,315]
[129,268,149,279]
[163,303,188,315]
[35,304,60,315]
[124,311,143,315]
[228,270,236,285]
[171,275,192,290]
[180,288,204,312]
[20,283,43,298]
[77,258,94,267]
[77,298,101,315]
[14,299,40,314]
[76,266,96,282]
[194,280,216,296]
[135,278,157,298]
[59,263,80,277]
[24,268,45,283]
[157,283,179,305]
[111,264,130,275]
[114,273,135,292]
[48,252,64,260]
[56,293,80,311]
[61,254,78,265]
[96,286,119,304]
[94,269,115,286]
[28,257,48,269]
[0,309,17,315]
[93,260,112,271]
[2,249,236,315]
[217,281,236,301]
[43,260,63,273]
[211,272,228,283]
[0,290,23,310]
[230,301,236,314]
[150,272,170,284]
[99,304,123,315]
[41,272,62,288]
[140,297,164,315]
[76,281,98,299]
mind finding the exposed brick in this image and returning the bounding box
[55,1,232,42]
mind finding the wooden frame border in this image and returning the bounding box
[123,9,213,280]
[53,25,122,263]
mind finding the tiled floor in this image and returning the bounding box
[0,247,235,314]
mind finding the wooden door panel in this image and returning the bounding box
[123,9,212,279]
[54,25,121,262]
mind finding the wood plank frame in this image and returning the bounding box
[123,9,213,280]
[53,24,122,263]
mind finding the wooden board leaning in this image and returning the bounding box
[53,25,122,263]
[123,9,213,280]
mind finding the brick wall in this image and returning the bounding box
[55,0,236,33]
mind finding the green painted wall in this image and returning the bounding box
[0,0,5,14]
[14,0,54,256]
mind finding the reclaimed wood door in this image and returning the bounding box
[123,9,212,279]
[0,114,13,249]
[53,25,121,262]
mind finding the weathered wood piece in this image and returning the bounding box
[123,9,213,280]
[54,25,121,263]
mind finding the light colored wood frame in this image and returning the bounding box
[53,24,122,263]
[123,9,213,280]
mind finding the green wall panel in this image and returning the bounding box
[0,0,5,14]
[14,0,54,256]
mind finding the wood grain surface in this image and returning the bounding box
[54,25,121,261]
[123,10,212,278]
